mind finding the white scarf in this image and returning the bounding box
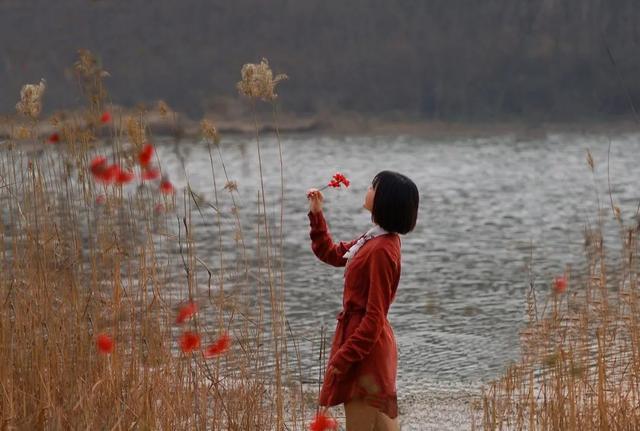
[344,224,390,263]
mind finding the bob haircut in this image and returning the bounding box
[371,170,419,234]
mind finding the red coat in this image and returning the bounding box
[308,210,401,419]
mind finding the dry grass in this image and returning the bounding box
[0,50,316,430]
[482,151,640,430]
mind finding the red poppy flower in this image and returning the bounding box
[90,156,108,177]
[95,194,106,205]
[554,276,567,294]
[47,132,60,144]
[176,301,198,324]
[98,164,120,184]
[96,333,114,354]
[138,143,154,167]
[142,167,160,180]
[100,111,111,124]
[115,169,135,184]
[204,332,231,358]
[160,179,174,195]
[309,411,338,431]
[327,180,341,188]
[89,157,120,184]
[179,331,201,354]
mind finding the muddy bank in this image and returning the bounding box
[2,105,639,142]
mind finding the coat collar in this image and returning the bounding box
[343,224,390,262]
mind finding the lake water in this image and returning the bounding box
[150,130,640,398]
[3,130,630,412]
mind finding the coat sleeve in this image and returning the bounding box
[308,210,361,267]
[328,246,398,373]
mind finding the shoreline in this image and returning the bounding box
[289,382,482,430]
[2,107,640,142]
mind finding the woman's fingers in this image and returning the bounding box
[306,188,322,200]
[306,188,323,215]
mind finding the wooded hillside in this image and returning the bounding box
[2,0,639,121]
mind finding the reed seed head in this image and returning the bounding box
[16,79,46,119]
[126,116,146,147]
[224,180,238,192]
[236,58,288,101]
[200,119,220,144]
[157,100,171,117]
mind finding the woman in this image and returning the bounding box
[306,170,419,431]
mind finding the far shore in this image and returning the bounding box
[2,106,639,142]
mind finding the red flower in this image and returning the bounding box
[331,172,350,187]
[160,179,174,195]
[138,143,154,167]
[309,411,338,431]
[204,332,231,358]
[95,194,106,205]
[100,111,111,124]
[99,164,120,184]
[116,169,135,184]
[47,132,60,144]
[90,156,108,177]
[323,172,350,190]
[142,167,160,180]
[179,331,201,353]
[320,172,350,190]
[96,333,114,354]
[176,301,198,324]
[554,276,567,294]
[89,157,120,184]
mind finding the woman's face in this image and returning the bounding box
[363,183,375,212]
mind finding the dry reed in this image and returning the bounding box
[482,149,640,430]
[0,51,319,430]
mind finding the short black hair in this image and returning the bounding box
[371,170,419,234]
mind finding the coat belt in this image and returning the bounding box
[336,308,366,321]
[335,308,366,346]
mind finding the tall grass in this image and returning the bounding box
[482,150,640,430]
[0,51,313,429]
